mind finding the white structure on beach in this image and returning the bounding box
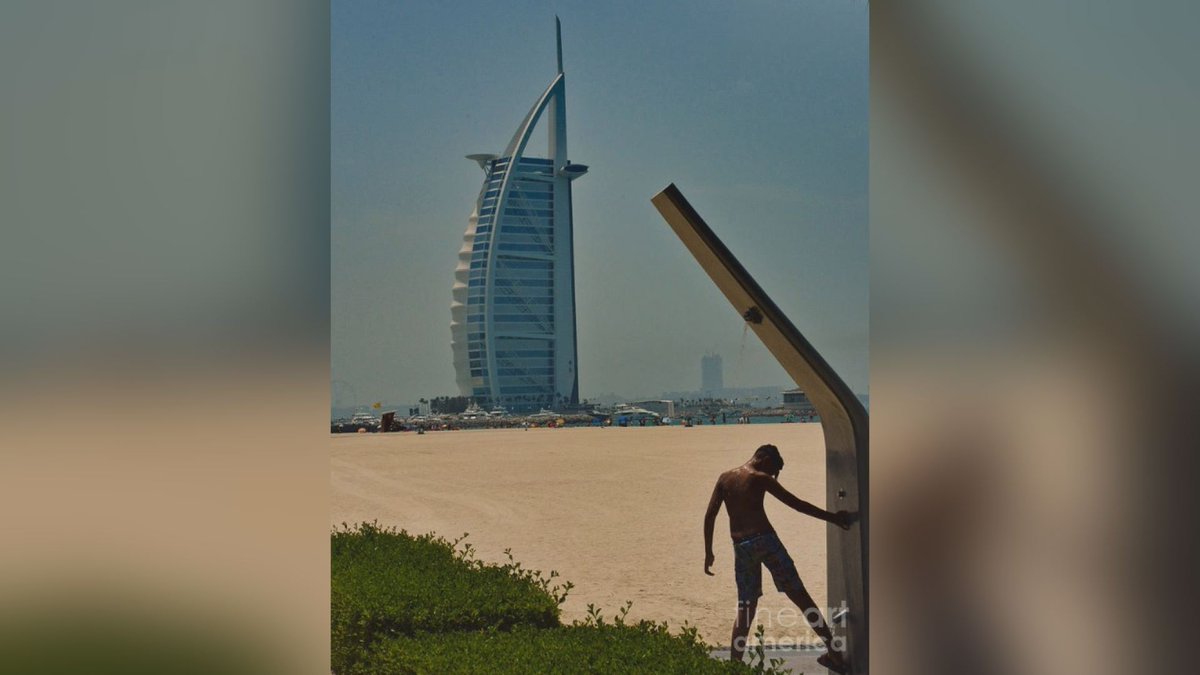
[782,388,817,415]
[633,400,676,418]
[450,18,588,413]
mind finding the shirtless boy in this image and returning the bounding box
[703,444,854,673]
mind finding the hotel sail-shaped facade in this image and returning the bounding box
[451,19,587,413]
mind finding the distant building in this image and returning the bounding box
[782,388,816,415]
[450,19,588,413]
[701,353,723,393]
[633,400,675,418]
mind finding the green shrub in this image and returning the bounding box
[332,522,790,674]
[352,624,762,675]
[331,522,567,672]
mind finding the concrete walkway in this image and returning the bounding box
[710,647,828,673]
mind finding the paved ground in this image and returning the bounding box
[710,647,828,673]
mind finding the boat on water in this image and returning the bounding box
[613,405,661,419]
[610,405,662,426]
[460,403,488,421]
[332,410,381,433]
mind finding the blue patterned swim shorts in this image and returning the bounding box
[733,531,806,603]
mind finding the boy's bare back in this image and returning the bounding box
[714,467,778,541]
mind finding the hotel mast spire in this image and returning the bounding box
[556,16,563,75]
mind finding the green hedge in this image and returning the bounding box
[332,522,787,674]
[331,522,566,672]
[352,624,757,675]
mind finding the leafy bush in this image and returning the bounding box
[331,522,790,674]
[331,522,568,672]
[352,624,762,675]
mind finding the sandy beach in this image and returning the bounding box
[331,424,829,644]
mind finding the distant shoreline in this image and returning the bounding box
[332,411,820,434]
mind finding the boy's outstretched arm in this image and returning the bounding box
[703,481,723,575]
[763,476,854,529]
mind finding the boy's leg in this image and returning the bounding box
[783,586,834,646]
[783,586,848,672]
[730,598,758,663]
[760,534,848,671]
[730,547,762,663]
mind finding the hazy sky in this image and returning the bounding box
[332,0,867,408]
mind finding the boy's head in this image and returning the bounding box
[751,444,784,477]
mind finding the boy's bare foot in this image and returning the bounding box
[817,650,849,674]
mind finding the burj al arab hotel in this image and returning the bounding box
[450,18,588,413]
